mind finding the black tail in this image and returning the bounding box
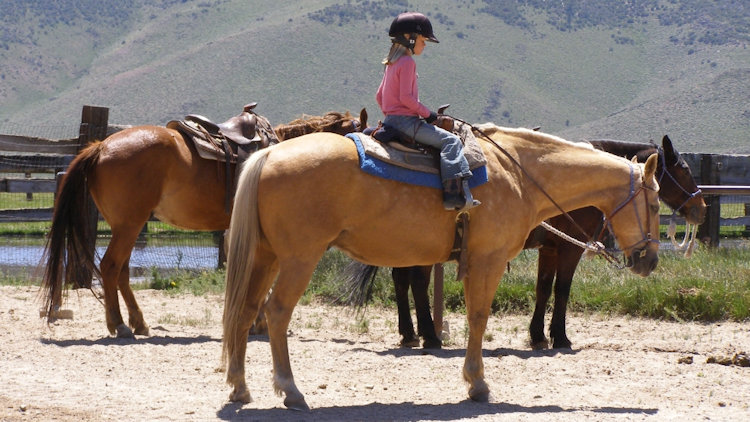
[40,143,102,320]
[339,260,380,308]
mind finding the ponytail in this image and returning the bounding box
[382,43,410,66]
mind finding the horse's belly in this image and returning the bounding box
[333,224,453,267]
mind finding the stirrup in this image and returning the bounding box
[442,178,480,211]
[458,179,481,211]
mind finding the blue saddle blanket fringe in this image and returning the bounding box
[346,133,488,189]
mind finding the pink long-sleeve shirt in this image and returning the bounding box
[376,55,431,118]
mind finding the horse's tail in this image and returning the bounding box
[40,142,104,320]
[222,147,271,370]
[340,260,380,309]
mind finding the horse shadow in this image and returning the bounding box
[299,336,580,360]
[368,344,580,360]
[217,399,657,421]
[40,333,219,347]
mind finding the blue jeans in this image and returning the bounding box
[383,115,472,181]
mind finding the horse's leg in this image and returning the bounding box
[392,267,419,347]
[549,244,585,349]
[462,256,506,402]
[98,228,141,337]
[529,245,557,349]
[116,256,149,336]
[410,265,441,349]
[265,257,322,411]
[226,246,279,404]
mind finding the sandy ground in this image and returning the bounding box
[1,285,749,421]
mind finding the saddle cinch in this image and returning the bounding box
[166,102,279,212]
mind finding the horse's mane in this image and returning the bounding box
[473,123,593,151]
[586,139,657,151]
[274,111,355,141]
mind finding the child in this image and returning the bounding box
[376,12,480,211]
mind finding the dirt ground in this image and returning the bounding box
[1,285,748,421]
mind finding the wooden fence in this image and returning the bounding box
[1,106,749,260]
[680,154,750,246]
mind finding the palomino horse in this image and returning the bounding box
[348,135,706,349]
[222,124,661,409]
[41,108,366,338]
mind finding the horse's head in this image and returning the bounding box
[322,108,367,135]
[607,153,661,277]
[656,135,706,225]
[274,108,367,141]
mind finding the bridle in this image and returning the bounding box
[656,147,703,217]
[601,164,660,265]
[447,114,659,268]
[656,147,703,256]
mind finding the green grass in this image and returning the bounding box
[0,192,54,209]
[3,241,749,323]
[303,246,750,322]
[141,267,226,296]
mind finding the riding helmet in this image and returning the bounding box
[388,12,439,43]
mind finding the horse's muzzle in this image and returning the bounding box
[625,247,659,277]
[685,202,707,225]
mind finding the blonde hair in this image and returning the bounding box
[382,43,410,66]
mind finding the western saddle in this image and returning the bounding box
[167,102,279,213]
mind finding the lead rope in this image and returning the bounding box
[538,221,626,268]
[656,149,701,257]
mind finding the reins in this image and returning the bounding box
[446,113,655,267]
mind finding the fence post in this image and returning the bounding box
[215,230,226,269]
[73,105,109,287]
[696,154,721,247]
[432,263,444,339]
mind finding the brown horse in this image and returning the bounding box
[221,124,661,409]
[347,135,706,350]
[41,108,366,338]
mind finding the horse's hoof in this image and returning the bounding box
[422,338,442,349]
[468,384,490,402]
[400,338,420,348]
[229,388,252,403]
[134,325,150,336]
[552,339,572,349]
[284,396,310,411]
[529,338,549,350]
[115,324,135,338]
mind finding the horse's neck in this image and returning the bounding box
[517,143,637,222]
[589,139,658,163]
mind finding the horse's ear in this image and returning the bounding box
[359,108,368,129]
[631,155,638,163]
[644,153,658,181]
[662,135,677,164]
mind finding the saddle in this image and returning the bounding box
[358,119,487,176]
[368,104,455,155]
[167,102,276,163]
[166,103,279,213]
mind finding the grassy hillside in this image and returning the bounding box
[1,0,748,153]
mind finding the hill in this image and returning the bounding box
[1,0,748,153]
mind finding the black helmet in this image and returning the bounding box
[388,12,439,43]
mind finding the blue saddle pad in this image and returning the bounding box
[346,133,488,189]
